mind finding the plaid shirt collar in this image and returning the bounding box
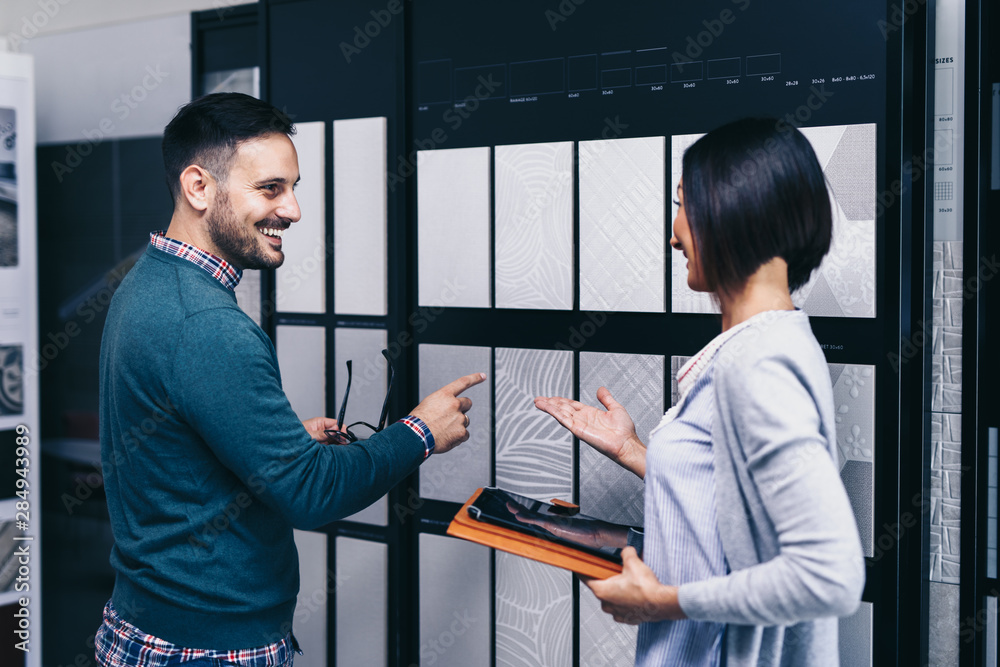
[149,231,242,291]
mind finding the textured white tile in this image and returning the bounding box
[335,328,389,525]
[578,351,663,525]
[830,363,875,557]
[579,136,666,312]
[418,147,491,307]
[336,537,386,666]
[495,347,574,501]
[334,117,387,315]
[580,583,636,666]
[496,552,571,667]
[293,529,328,667]
[418,344,491,503]
[419,534,491,666]
[671,124,877,318]
[276,325,326,422]
[495,141,574,310]
[277,121,326,313]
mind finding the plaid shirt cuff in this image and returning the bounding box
[398,416,435,458]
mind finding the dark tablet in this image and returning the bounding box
[467,487,639,564]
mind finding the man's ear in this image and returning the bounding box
[178,165,215,212]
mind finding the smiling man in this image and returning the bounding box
[95,93,484,665]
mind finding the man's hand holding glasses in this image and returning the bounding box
[319,349,486,455]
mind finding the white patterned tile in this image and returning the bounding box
[334,117,388,315]
[496,552,572,667]
[579,136,666,312]
[579,583,636,667]
[277,121,326,314]
[495,348,574,501]
[495,141,574,310]
[418,147,492,307]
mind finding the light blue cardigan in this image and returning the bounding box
[676,310,866,666]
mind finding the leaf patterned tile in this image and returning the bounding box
[495,141,574,310]
[495,347,574,501]
[495,552,572,667]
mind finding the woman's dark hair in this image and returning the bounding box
[162,92,295,203]
[681,117,832,295]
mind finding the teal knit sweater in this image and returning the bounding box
[99,245,425,649]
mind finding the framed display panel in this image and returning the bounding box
[0,52,38,665]
[247,0,931,664]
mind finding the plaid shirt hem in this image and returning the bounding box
[95,600,294,667]
[398,415,435,458]
[150,231,242,292]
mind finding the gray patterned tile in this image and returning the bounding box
[928,582,960,666]
[418,344,492,503]
[578,352,663,525]
[335,328,388,525]
[419,534,491,666]
[841,461,873,558]
[838,601,873,667]
[336,537,387,666]
[495,348,574,501]
[496,552,572,667]
[0,344,23,416]
[495,141,574,310]
[579,583,637,666]
[579,136,666,312]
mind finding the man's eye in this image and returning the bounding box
[263,184,278,193]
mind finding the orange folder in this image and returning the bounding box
[446,488,624,579]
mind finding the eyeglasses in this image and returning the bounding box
[325,349,394,445]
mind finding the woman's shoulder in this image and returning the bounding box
[714,310,828,387]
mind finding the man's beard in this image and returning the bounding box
[207,190,286,270]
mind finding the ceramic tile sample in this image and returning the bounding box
[336,537,386,666]
[578,351,663,525]
[418,147,491,307]
[494,141,574,310]
[579,136,666,312]
[671,124,877,318]
[838,601,873,667]
[829,363,875,558]
[495,348,574,501]
[418,344,491,503]
[234,269,262,326]
[496,552,572,667]
[335,328,388,525]
[928,582,960,667]
[419,534,491,666]
[294,529,328,667]
[932,241,963,413]
[276,325,325,422]
[334,117,388,316]
[0,344,23,416]
[579,583,637,666]
[277,121,326,314]
[931,412,963,583]
[670,355,692,407]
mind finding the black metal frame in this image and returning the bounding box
[189,1,938,664]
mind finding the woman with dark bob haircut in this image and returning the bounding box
[536,118,865,666]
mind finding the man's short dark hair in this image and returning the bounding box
[162,92,295,203]
[681,117,833,296]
